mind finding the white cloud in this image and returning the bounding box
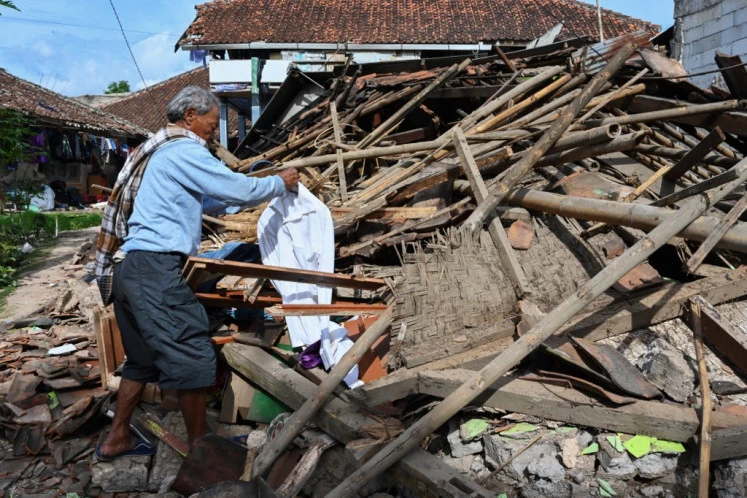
[131,33,196,90]
[32,41,55,58]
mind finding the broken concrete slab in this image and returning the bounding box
[91,455,151,493]
[713,456,747,498]
[147,412,187,494]
[447,422,482,457]
[526,447,565,482]
[633,452,679,479]
[637,338,695,402]
[596,434,637,479]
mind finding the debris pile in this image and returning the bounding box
[2,32,747,497]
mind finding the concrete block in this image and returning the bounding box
[683,24,705,42]
[722,0,745,16]
[736,7,747,27]
[684,52,704,69]
[721,23,747,45]
[690,4,725,26]
[704,13,735,36]
[693,32,723,54]
[676,0,721,18]
[91,456,151,493]
[731,37,747,56]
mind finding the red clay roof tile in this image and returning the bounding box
[178,0,661,47]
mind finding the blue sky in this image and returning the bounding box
[0,0,675,97]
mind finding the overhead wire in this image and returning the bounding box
[107,0,160,107]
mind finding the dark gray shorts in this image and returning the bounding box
[112,251,216,390]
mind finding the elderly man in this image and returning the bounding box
[94,86,298,460]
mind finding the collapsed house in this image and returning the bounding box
[2,31,747,497]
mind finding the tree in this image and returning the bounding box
[104,80,131,94]
[0,1,20,15]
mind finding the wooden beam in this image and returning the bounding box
[329,101,348,202]
[685,192,747,273]
[715,52,747,99]
[695,296,747,376]
[185,257,385,291]
[453,127,531,297]
[689,297,712,498]
[416,370,747,443]
[664,127,726,181]
[623,95,747,138]
[564,265,747,342]
[221,344,494,498]
[711,426,747,461]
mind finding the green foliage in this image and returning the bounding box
[0,1,19,14]
[104,80,131,94]
[0,108,36,166]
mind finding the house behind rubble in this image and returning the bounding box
[101,67,241,147]
[175,0,660,147]
[0,68,148,204]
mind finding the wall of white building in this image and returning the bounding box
[673,0,747,88]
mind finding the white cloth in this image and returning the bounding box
[257,184,360,387]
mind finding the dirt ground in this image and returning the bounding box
[0,226,99,321]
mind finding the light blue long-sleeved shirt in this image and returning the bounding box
[121,138,285,256]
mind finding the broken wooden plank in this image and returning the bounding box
[453,127,531,297]
[221,344,494,498]
[415,370,746,442]
[185,257,385,291]
[664,127,726,181]
[686,192,747,273]
[251,310,392,479]
[715,52,747,99]
[694,296,747,376]
[329,139,747,496]
[711,426,747,461]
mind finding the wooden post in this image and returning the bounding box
[664,127,727,181]
[453,128,531,297]
[329,101,348,202]
[250,310,393,479]
[462,42,638,234]
[685,192,747,273]
[326,153,747,498]
[689,296,713,498]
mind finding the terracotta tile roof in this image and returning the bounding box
[178,0,661,47]
[0,69,148,139]
[102,67,239,135]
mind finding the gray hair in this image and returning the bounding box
[166,86,220,123]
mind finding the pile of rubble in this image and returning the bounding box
[2,31,747,497]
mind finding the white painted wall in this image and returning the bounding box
[673,0,747,89]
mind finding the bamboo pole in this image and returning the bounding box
[689,296,713,498]
[462,42,638,234]
[586,100,740,128]
[328,143,747,498]
[249,310,393,479]
[357,59,471,149]
[573,68,649,124]
[453,127,531,297]
[685,192,747,273]
[329,101,348,202]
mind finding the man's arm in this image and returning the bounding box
[169,142,298,205]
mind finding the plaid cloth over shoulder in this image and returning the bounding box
[94,125,207,304]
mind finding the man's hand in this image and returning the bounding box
[277,167,299,192]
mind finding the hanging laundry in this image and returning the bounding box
[257,184,361,387]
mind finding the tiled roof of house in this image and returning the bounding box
[102,67,239,135]
[178,0,661,47]
[0,69,148,139]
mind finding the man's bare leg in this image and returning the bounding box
[178,388,208,447]
[98,378,146,457]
